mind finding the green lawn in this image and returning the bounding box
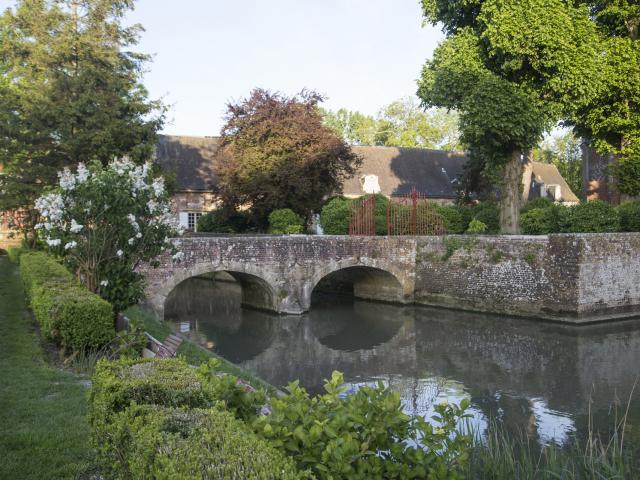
[0,257,95,479]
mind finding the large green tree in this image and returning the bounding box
[418,0,600,232]
[215,89,360,228]
[0,0,164,241]
[571,1,640,196]
[321,97,462,150]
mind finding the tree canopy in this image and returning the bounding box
[321,97,461,150]
[418,0,601,232]
[0,0,165,239]
[215,89,361,227]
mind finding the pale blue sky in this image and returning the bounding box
[123,0,444,136]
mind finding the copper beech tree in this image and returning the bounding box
[214,89,361,228]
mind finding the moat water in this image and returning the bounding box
[165,275,640,446]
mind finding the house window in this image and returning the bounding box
[187,212,203,232]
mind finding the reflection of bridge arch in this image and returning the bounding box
[155,261,278,317]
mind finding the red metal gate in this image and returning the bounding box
[348,195,376,236]
[387,188,446,236]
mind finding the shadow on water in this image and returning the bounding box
[165,274,640,447]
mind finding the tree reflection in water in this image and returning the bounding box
[164,274,640,447]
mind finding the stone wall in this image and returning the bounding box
[141,233,640,323]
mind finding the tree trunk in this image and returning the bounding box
[500,149,526,234]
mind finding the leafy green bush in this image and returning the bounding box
[253,371,471,479]
[470,203,500,233]
[568,200,619,233]
[370,193,390,235]
[198,208,253,233]
[520,207,559,235]
[437,205,468,234]
[467,219,488,234]
[617,201,640,232]
[268,208,304,234]
[521,197,554,214]
[320,196,351,234]
[104,405,304,480]
[20,252,113,351]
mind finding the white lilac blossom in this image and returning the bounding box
[136,232,142,239]
[64,241,77,250]
[76,163,89,183]
[46,238,61,247]
[69,219,83,233]
[128,238,135,245]
[127,213,140,231]
[116,249,123,257]
[34,193,65,223]
[151,177,165,197]
[100,280,109,287]
[58,167,76,190]
[110,158,134,175]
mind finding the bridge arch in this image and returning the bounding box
[303,258,414,311]
[153,261,279,318]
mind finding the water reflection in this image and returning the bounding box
[165,275,640,446]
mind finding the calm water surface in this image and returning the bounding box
[165,275,640,446]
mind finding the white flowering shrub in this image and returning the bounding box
[34,159,183,313]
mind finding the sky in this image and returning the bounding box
[119,0,444,136]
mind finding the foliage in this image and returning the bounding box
[321,97,462,150]
[569,200,620,233]
[254,371,471,479]
[0,257,95,479]
[521,197,555,214]
[0,0,165,241]
[520,208,559,235]
[418,0,601,232]
[104,405,304,479]
[611,144,640,196]
[437,205,468,234]
[617,201,640,232]
[320,197,352,235]
[215,88,360,227]
[466,219,488,235]
[33,160,181,313]
[269,208,305,234]
[568,2,640,196]
[370,193,390,235]
[88,357,217,468]
[533,131,584,200]
[197,208,253,234]
[20,252,113,352]
[470,203,500,234]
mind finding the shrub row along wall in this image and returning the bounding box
[415,233,640,322]
[20,252,114,351]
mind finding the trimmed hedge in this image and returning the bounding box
[104,405,303,479]
[568,200,619,233]
[89,358,216,444]
[617,201,640,232]
[520,207,559,235]
[197,208,253,233]
[20,252,113,351]
[268,208,304,234]
[436,205,468,233]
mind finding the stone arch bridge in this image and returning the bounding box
[141,235,418,317]
[140,233,640,323]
